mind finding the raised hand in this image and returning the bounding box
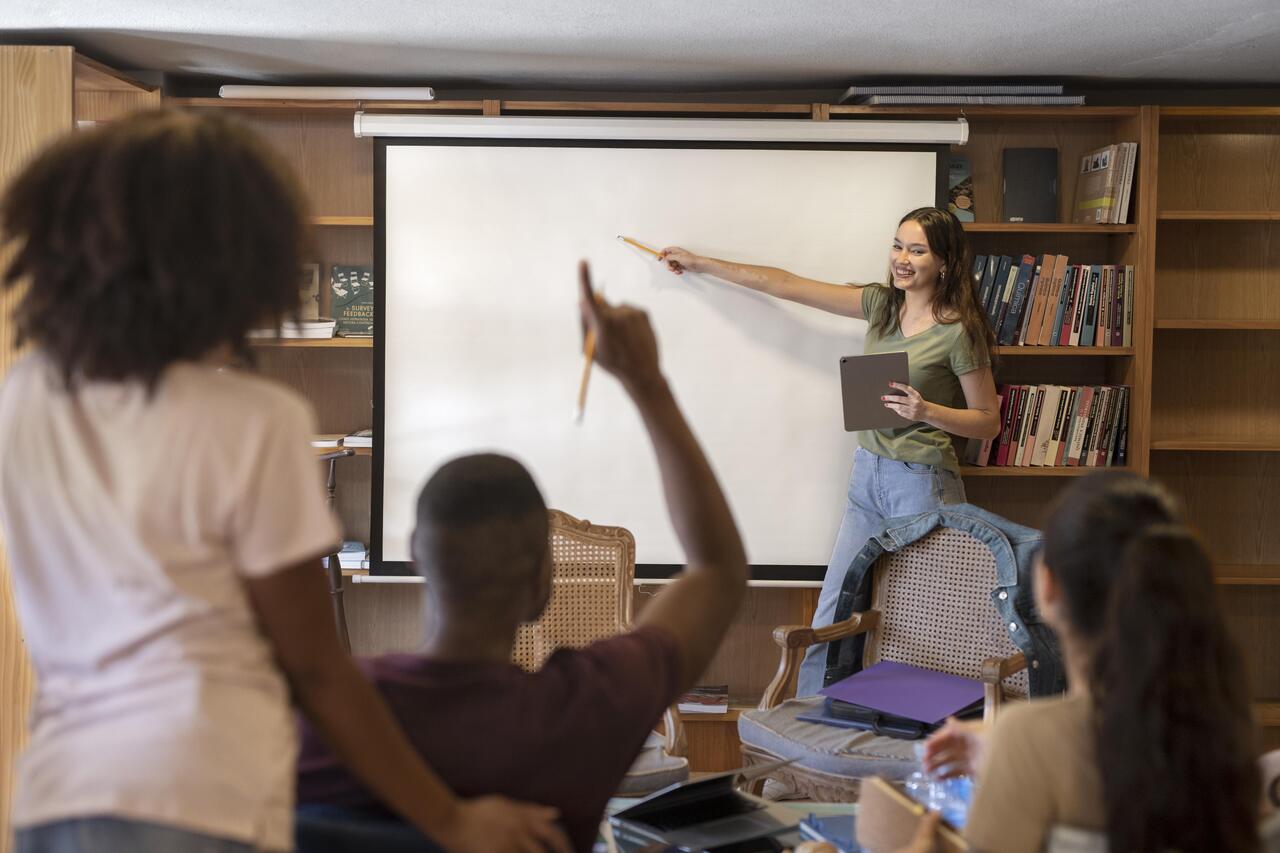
[657,246,703,276]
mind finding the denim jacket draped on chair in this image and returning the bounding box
[822,503,1066,697]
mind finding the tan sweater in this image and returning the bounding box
[964,692,1106,853]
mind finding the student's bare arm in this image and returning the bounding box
[659,247,866,320]
[578,262,749,691]
[246,562,570,853]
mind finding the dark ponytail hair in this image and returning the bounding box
[1043,472,1259,853]
[868,206,996,368]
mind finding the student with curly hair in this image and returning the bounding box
[0,110,567,853]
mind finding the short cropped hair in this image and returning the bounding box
[1,109,311,388]
[411,454,549,604]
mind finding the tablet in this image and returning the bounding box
[840,352,912,432]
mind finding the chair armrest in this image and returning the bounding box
[660,705,687,757]
[758,610,881,711]
[980,651,1026,723]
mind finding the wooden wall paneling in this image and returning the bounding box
[965,232,1129,264]
[959,116,1135,224]
[1154,222,1280,322]
[1150,330,1280,444]
[1217,586,1280,699]
[252,348,373,436]
[1149,452,1280,567]
[232,111,374,217]
[680,713,745,772]
[1156,117,1280,212]
[73,91,162,123]
[0,44,75,853]
[961,479,1060,530]
[344,581,426,655]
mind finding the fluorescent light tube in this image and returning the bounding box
[220,86,436,101]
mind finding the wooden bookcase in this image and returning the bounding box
[1151,107,1280,750]
[169,96,1280,765]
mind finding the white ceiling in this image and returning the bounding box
[5,0,1280,90]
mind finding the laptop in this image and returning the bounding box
[839,352,912,431]
[609,760,801,852]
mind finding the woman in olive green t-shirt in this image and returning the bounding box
[660,207,1000,696]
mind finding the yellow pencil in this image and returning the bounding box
[616,234,662,258]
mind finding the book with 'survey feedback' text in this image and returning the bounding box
[331,264,374,337]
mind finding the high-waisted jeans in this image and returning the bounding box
[796,446,966,697]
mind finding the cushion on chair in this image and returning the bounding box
[738,697,921,782]
[616,731,690,796]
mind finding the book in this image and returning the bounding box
[247,318,336,339]
[1002,148,1059,223]
[1005,386,1027,465]
[299,263,321,321]
[1024,254,1057,346]
[1048,263,1074,346]
[1114,142,1138,224]
[1097,266,1112,348]
[1066,387,1095,466]
[1067,266,1090,346]
[1081,266,1101,346]
[995,386,1019,467]
[1022,386,1046,466]
[343,428,374,448]
[1053,388,1078,466]
[1111,266,1126,347]
[998,255,1037,345]
[331,264,375,337]
[1059,266,1083,346]
[1114,388,1131,467]
[1073,144,1122,224]
[964,393,1003,467]
[337,540,368,571]
[1031,385,1064,466]
[948,155,975,222]
[820,661,984,725]
[311,434,344,448]
[1016,255,1046,345]
[1037,255,1070,346]
[989,256,1014,329]
[678,685,729,714]
[1122,265,1135,347]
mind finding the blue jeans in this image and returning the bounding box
[15,818,256,853]
[796,447,967,697]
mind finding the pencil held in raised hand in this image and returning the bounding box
[577,260,661,393]
[616,235,661,257]
[657,246,700,276]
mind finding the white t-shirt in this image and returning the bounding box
[0,353,342,850]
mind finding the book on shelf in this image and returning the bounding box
[331,264,375,337]
[311,434,344,448]
[971,384,1129,468]
[978,252,1133,347]
[247,318,337,340]
[1073,143,1137,224]
[336,540,368,571]
[947,155,975,222]
[343,428,374,448]
[841,84,1065,101]
[299,263,321,321]
[1002,148,1058,223]
[677,685,729,714]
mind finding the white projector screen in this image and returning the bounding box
[375,138,942,575]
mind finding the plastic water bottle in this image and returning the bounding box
[905,742,973,828]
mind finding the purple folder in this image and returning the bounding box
[819,661,984,725]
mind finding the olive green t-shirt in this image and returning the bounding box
[858,285,989,474]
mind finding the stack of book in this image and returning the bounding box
[247,318,337,340]
[677,684,729,715]
[974,254,1133,348]
[964,385,1129,469]
[336,541,368,572]
[839,84,1084,106]
[1074,143,1138,225]
[343,428,373,449]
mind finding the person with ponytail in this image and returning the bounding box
[659,208,1000,696]
[922,471,1260,853]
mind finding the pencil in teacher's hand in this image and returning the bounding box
[616,235,661,257]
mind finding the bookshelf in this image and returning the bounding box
[1152,106,1280,751]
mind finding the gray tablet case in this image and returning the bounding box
[840,352,912,431]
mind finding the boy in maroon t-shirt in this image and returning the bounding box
[296,263,750,851]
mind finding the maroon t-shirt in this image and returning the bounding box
[296,626,684,852]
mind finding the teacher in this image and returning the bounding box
[660,207,1000,697]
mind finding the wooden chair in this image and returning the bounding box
[317,447,357,653]
[514,509,688,795]
[738,525,1029,801]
